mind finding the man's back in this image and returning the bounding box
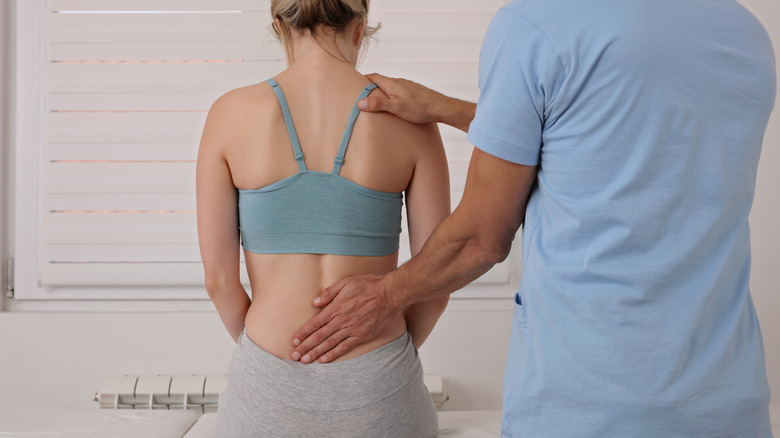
[467,0,776,435]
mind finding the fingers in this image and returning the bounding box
[361,73,415,120]
[313,279,346,308]
[290,278,351,349]
[290,318,348,363]
[290,308,333,350]
[300,330,358,364]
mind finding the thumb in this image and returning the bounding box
[314,279,348,307]
[358,95,392,113]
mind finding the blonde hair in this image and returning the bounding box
[271,0,380,63]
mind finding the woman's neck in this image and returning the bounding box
[286,30,358,69]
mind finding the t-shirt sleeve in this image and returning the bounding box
[466,9,565,166]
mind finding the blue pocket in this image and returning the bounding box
[512,291,527,332]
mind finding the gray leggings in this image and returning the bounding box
[217,330,438,438]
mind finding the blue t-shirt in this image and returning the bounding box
[467,0,776,436]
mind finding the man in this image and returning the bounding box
[290,0,776,435]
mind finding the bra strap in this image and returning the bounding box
[267,78,307,171]
[332,83,379,175]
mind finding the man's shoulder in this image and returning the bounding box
[496,0,604,39]
[500,0,584,21]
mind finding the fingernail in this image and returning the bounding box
[313,297,321,305]
[292,351,301,361]
[320,356,329,363]
[302,354,311,363]
[293,338,301,346]
[358,100,367,110]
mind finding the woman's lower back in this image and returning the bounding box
[219,252,437,438]
[243,251,408,362]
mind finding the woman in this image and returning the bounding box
[196,0,451,436]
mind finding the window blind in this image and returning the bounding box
[39,0,274,291]
[16,0,515,300]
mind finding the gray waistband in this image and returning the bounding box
[230,330,422,411]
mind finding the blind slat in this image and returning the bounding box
[48,0,266,12]
[46,113,206,143]
[47,12,271,43]
[45,193,195,212]
[45,162,196,193]
[43,213,197,242]
[47,62,283,94]
[46,143,198,162]
[45,243,200,262]
[48,42,282,62]
[48,92,217,112]
[39,263,226,287]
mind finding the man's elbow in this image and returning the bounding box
[476,236,512,267]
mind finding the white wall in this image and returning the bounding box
[0,0,778,414]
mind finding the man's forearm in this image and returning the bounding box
[289,149,533,364]
[431,94,477,133]
[387,214,507,311]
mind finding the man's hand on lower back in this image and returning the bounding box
[289,272,404,364]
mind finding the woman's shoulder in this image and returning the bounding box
[360,88,443,158]
[210,82,277,117]
[203,82,281,144]
[200,81,282,158]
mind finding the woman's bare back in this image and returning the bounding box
[216,66,436,361]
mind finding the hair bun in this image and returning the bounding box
[296,0,319,27]
[272,0,378,35]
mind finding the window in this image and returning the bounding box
[11,0,517,307]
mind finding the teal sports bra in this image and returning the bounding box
[237,79,403,256]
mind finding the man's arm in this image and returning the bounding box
[290,148,537,363]
[359,73,476,133]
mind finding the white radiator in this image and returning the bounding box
[94,375,227,414]
[95,374,449,413]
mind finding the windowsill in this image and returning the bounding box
[3,291,515,313]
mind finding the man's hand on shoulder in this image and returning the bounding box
[359,73,440,124]
[360,73,476,133]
